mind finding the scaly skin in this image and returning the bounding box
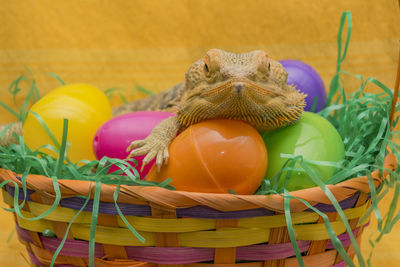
[115,49,306,171]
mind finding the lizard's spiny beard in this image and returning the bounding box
[177,81,306,131]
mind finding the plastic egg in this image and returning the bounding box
[279,60,326,112]
[93,111,175,178]
[146,119,268,194]
[23,84,112,163]
[262,112,344,191]
[45,83,113,119]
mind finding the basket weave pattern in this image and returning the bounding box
[0,153,396,267]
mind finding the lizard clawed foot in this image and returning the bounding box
[126,137,170,172]
[126,116,180,173]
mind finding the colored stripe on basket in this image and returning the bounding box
[9,201,369,247]
[4,184,362,218]
[17,224,368,264]
[27,249,75,267]
[26,246,350,267]
[16,207,368,246]
[4,189,369,235]
[15,210,270,247]
[27,249,43,267]
[332,261,347,267]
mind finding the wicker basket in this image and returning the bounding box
[0,150,397,267]
[2,10,400,266]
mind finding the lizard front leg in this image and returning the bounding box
[127,116,181,171]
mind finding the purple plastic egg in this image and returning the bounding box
[279,60,326,112]
[93,111,175,178]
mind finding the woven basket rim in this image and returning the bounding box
[0,153,396,213]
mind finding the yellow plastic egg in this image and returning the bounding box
[23,84,112,163]
[45,83,112,119]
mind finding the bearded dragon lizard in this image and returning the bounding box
[0,49,306,170]
[113,48,306,171]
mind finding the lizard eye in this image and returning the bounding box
[204,63,209,73]
[268,62,271,72]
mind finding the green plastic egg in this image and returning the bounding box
[261,112,345,191]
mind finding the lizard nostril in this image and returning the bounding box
[233,82,246,93]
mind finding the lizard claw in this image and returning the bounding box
[126,137,170,173]
[155,147,169,172]
[126,116,180,174]
[126,140,146,152]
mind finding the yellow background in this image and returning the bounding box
[0,0,400,266]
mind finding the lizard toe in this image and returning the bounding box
[163,148,169,166]
[156,150,166,172]
[127,140,146,152]
[141,150,157,171]
[127,146,150,158]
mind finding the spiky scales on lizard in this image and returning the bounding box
[113,48,306,171]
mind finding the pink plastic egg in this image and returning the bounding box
[93,111,175,178]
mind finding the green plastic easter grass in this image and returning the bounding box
[255,11,400,267]
[47,72,66,86]
[318,12,400,266]
[104,87,129,103]
[50,184,91,266]
[105,85,154,104]
[257,156,359,267]
[0,11,400,267]
[135,85,155,96]
[88,180,101,267]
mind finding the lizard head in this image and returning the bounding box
[177,48,306,131]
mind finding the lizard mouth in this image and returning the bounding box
[177,80,305,130]
[200,79,283,103]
